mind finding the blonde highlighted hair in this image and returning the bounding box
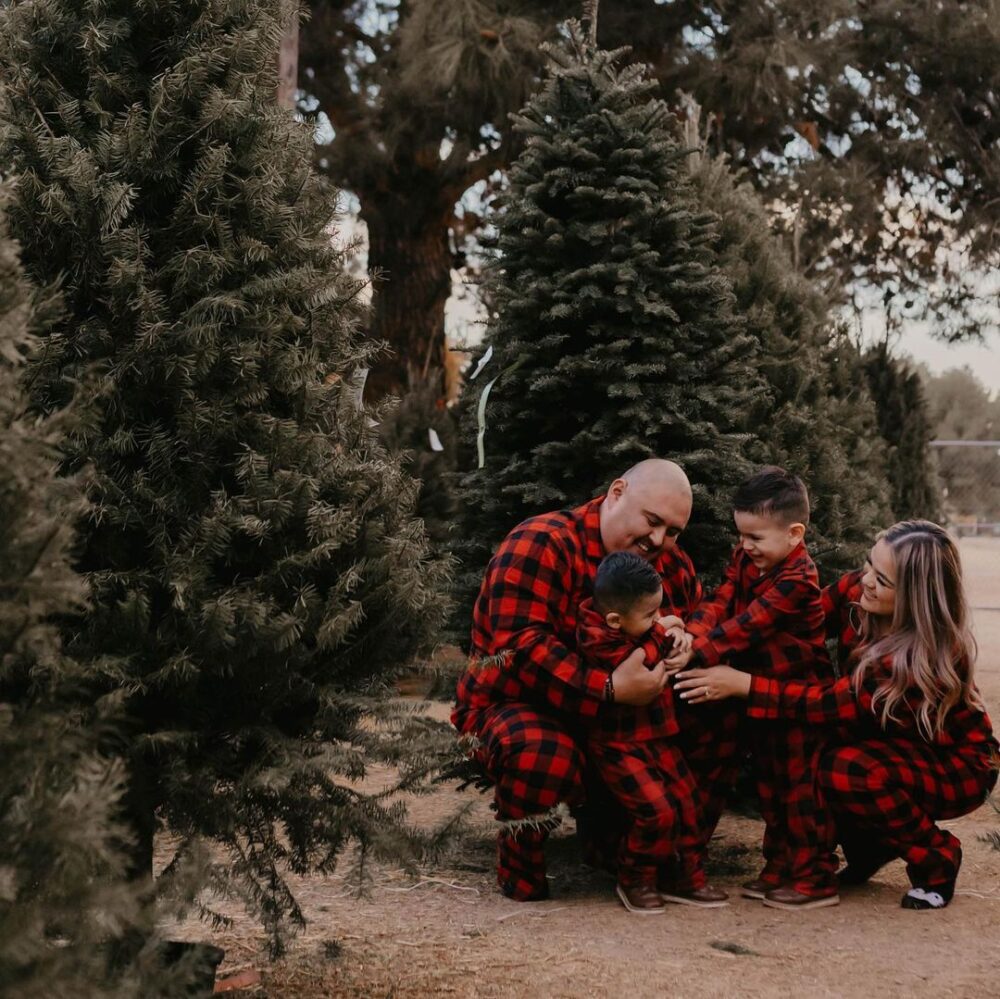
[852,520,984,741]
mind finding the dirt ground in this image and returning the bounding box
[165,539,1000,998]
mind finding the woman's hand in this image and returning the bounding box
[673,666,752,703]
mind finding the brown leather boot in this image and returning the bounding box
[763,886,840,910]
[616,882,666,915]
[659,884,730,908]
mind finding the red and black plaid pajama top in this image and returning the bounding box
[451,497,702,900]
[685,543,838,893]
[748,663,998,890]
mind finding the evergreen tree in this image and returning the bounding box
[0,192,146,999]
[0,0,450,947]
[863,343,942,521]
[685,144,892,579]
[378,377,459,550]
[450,22,764,638]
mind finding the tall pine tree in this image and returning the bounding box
[450,22,764,636]
[685,142,892,579]
[0,0,450,946]
[863,342,942,521]
[0,191,157,999]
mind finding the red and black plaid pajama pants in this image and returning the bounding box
[472,702,587,900]
[751,720,838,894]
[673,698,743,873]
[818,738,997,890]
[586,739,704,891]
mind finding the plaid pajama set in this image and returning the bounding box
[451,497,702,901]
[688,543,839,895]
[574,602,703,891]
[799,571,1000,891]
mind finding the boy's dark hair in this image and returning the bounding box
[593,551,663,615]
[732,465,810,526]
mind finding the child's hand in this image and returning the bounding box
[661,645,693,675]
[673,666,752,703]
[657,614,685,631]
[659,622,693,655]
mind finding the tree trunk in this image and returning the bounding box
[362,193,454,401]
[277,4,298,110]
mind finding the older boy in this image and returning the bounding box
[686,466,839,909]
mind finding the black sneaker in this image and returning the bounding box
[900,884,954,910]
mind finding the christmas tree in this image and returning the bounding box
[0,191,148,997]
[0,0,450,947]
[863,342,942,520]
[450,21,764,634]
[685,143,892,579]
[378,377,459,550]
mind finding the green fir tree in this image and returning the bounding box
[686,144,892,579]
[863,343,942,521]
[0,193,152,999]
[0,0,450,949]
[378,377,459,550]
[450,22,764,636]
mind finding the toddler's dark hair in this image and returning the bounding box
[733,465,810,526]
[593,551,662,615]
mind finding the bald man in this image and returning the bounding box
[453,460,730,905]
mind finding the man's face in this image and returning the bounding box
[601,477,692,562]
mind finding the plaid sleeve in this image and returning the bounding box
[488,534,609,718]
[692,566,820,668]
[821,570,862,641]
[640,623,676,666]
[746,674,861,725]
[687,552,738,636]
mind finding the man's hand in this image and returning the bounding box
[610,647,668,706]
[673,666,752,703]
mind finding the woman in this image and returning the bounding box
[675,520,998,910]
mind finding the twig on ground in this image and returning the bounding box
[496,905,568,922]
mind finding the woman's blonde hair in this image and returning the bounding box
[852,519,984,740]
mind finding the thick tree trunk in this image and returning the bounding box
[362,194,453,401]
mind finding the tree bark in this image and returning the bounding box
[277,5,298,110]
[362,191,454,401]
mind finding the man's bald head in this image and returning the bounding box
[621,459,692,500]
[600,459,693,561]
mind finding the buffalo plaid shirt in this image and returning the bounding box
[452,497,702,735]
[821,569,863,673]
[576,598,679,743]
[687,542,832,680]
[747,669,998,770]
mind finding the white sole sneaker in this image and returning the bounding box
[762,893,840,911]
[616,884,666,915]
[741,887,767,900]
[659,892,730,909]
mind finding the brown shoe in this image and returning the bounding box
[616,882,666,915]
[741,879,773,900]
[660,885,730,908]
[763,886,840,910]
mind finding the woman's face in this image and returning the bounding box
[860,538,896,618]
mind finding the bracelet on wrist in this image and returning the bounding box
[603,674,615,704]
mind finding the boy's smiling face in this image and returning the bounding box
[733,510,805,573]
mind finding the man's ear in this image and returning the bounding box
[606,611,623,630]
[607,478,627,502]
[788,522,806,545]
